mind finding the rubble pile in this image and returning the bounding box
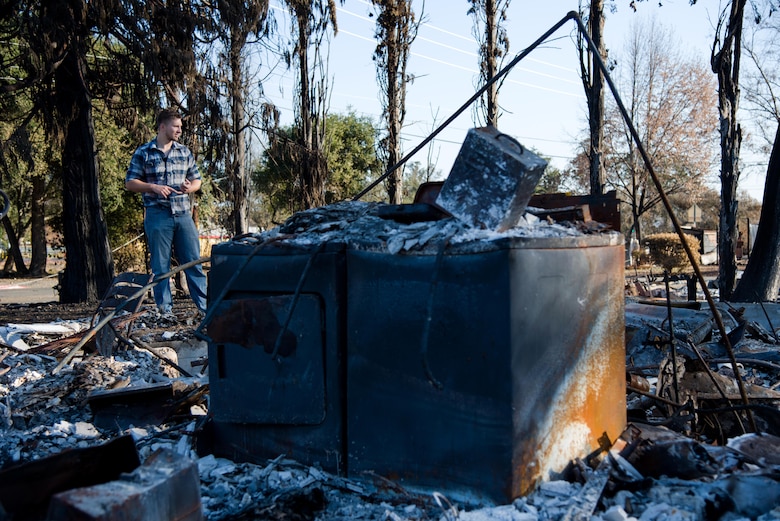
[245,200,605,254]
[1,203,780,518]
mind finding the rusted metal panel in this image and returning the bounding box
[507,239,626,497]
[529,191,621,231]
[346,235,626,501]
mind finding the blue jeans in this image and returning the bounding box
[144,205,208,313]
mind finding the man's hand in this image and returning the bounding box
[125,178,198,197]
[152,184,182,198]
[181,178,201,194]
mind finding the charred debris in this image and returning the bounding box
[0,128,778,520]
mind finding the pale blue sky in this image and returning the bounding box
[263,1,767,201]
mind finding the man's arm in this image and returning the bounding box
[125,179,182,198]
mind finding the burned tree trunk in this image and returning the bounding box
[712,0,746,300]
[229,41,249,235]
[55,44,114,303]
[585,0,605,195]
[732,124,780,302]
[1,215,28,276]
[29,174,47,277]
[577,1,607,196]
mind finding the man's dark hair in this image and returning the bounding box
[156,108,183,129]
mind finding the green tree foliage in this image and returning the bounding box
[326,113,384,203]
[93,104,147,271]
[399,160,441,203]
[0,0,209,301]
[253,111,381,227]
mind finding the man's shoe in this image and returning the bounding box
[157,311,177,323]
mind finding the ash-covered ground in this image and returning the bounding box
[1,202,780,520]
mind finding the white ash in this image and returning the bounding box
[0,347,188,468]
[238,201,612,255]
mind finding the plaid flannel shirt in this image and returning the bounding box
[126,139,201,215]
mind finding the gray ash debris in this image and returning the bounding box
[240,200,611,255]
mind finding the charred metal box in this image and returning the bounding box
[435,126,548,231]
[206,227,626,502]
[346,234,626,500]
[206,240,347,473]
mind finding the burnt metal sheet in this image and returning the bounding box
[529,191,621,231]
[435,126,548,231]
[346,236,625,501]
[209,295,325,425]
[507,240,626,497]
[206,232,625,502]
[207,241,347,474]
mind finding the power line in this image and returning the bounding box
[337,4,582,90]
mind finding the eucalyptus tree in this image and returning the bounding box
[196,0,272,236]
[277,0,342,210]
[371,0,421,204]
[577,0,610,195]
[467,0,510,128]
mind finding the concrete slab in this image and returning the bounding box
[48,449,202,521]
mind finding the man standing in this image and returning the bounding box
[125,108,208,317]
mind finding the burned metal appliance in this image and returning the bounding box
[205,200,626,503]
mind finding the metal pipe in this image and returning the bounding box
[270,242,325,362]
[664,272,681,405]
